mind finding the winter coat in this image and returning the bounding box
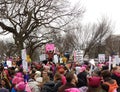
[28,79,40,92]
[111,73,120,86]
[53,80,62,92]
[102,80,118,92]
[41,81,55,92]
[0,88,9,92]
[77,71,87,87]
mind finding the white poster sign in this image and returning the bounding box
[21,49,28,71]
[39,54,46,61]
[53,54,58,64]
[98,54,105,62]
[112,57,116,67]
[6,60,12,67]
[75,50,84,62]
[118,58,120,65]
[109,56,112,71]
[89,59,95,66]
[114,55,120,65]
[73,51,76,62]
[60,58,63,63]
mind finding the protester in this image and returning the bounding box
[53,73,62,92]
[58,66,67,85]
[86,76,103,92]
[16,81,26,92]
[0,81,9,92]
[28,73,41,92]
[1,78,11,91]
[58,71,78,92]
[101,70,118,92]
[111,66,120,86]
[42,71,50,84]
[34,71,42,80]
[77,66,88,88]
[2,53,120,92]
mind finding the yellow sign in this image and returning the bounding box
[26,55,31,63]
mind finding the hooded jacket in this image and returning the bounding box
[102,80,118,92]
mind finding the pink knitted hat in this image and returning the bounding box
[88,76,101,87]
[98,64,103,68]
[80,66,86,72]
[12,76,24,84]
[16,82,26,91]
[65,88,80,92]
[15,72,23,78]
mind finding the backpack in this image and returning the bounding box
[41,81,55,92]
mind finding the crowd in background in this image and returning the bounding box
[0,56,120,92]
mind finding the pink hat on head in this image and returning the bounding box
[88,76,101,87]
[16,82,26,91]
[44,65,50,69]
[80,66,86,72]
[12,76,18,84]
[17,77,24,83]
[15,72,23,78]
[98,64,103,68]
[12,76,24,84]
[82,65,87,68]
[65,88,80,92]
[20,65,23,68]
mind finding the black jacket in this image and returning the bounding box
[77,71,87,87]
[53,80,62,92]
[111,73,120,86]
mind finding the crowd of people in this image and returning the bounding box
[0,56,120,92]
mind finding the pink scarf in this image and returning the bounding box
[114,72,120,77]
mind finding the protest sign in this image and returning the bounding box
[98,54,105,63]
[39,54,46,61]
[74,50,84,62]
[53,54,58,64]
[89,59,95,76]
[60,58,63,63]
[73,51,76,62]
[6,60,12,67]
[21,49,28,71]
[45,44,55,52]
[26,55,31,63]
[109,56,112,70]
[89,59,95,66]
[114,55,120,65]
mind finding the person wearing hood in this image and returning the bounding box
[0,81,9,92]
[16,82,26,92]
[86,76,103,92]
[111,66,120,86]
[58,71,78,92]
[77,66,88,88]
[101,70,118,92]
[53,73,62,92]
[28,73,41,92]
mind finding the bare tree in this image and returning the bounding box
[84,19,112,57]
[65,18,112,58]
[0,39,17,60]
[54,31,77,53]
[0,0,84,56]
[105,35,120,56]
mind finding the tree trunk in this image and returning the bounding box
[14,37,24,56]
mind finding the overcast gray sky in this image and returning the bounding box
[70,0,120,35]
